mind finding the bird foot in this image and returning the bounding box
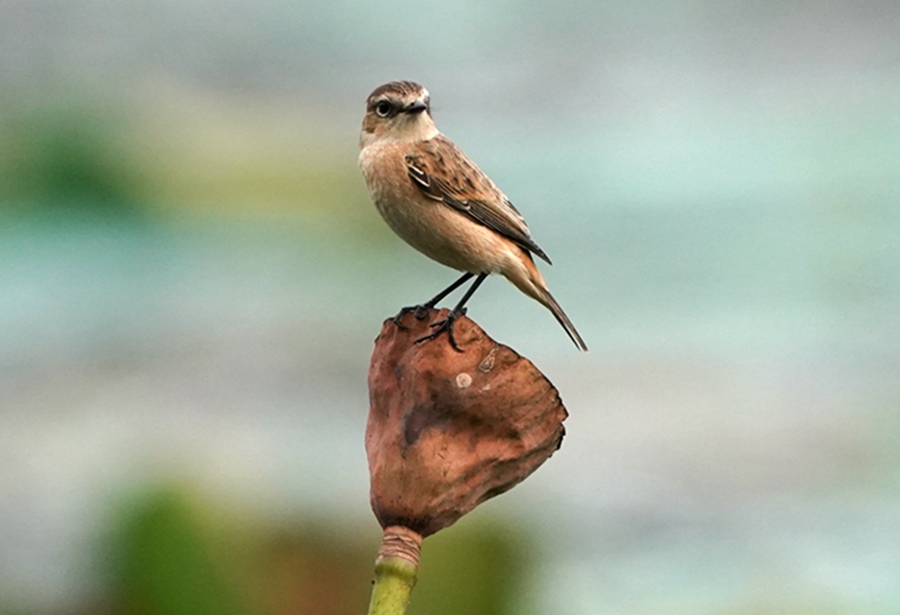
[415,308,467,352]
[391,304,434,330]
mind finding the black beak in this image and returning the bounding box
[404,100,428,114]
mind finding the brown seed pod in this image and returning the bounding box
[366,308,568,537]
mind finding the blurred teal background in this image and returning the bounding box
[2,1,899,613]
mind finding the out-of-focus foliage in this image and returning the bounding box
[106,486,378,615]
[110,488,250,615]
[410,521,532,615]
[0,102,144,213]
[0,93,378,237]
[102,487,532,615]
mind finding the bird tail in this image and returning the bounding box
[510,252,588,351]
[539,286,589,351]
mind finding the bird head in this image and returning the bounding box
[361,81,437,147]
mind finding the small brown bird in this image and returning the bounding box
[358,81,587,351]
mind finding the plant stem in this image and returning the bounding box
[367,556,418,615]
[366,526,423,615]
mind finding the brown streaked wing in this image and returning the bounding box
[406,135,551,264]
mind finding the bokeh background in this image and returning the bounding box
[2,1,899,613]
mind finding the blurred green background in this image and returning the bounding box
[1,1,899,614]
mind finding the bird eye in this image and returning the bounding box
[375,101,392,118]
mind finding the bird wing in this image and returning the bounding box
[406,134,551,264]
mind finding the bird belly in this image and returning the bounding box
[379,192,509,273]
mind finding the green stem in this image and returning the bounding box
[367,555,418,615]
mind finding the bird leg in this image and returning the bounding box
[392,272,475,329]
[416,273,487,352]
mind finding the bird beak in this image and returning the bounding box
[404,100,428,114]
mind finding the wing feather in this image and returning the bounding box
[406,135,551,264]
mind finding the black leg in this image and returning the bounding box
[421,272,475,312]
[415,273,488,352]
[392,272,475,328]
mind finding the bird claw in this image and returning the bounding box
[392,304,435,330]
[391,307,413,330]
[415,308,467,352]
[414,304,432,320]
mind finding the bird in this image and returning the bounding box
[358,80,587,352]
